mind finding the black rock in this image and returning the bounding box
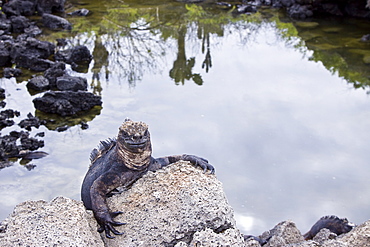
[18,112,45,130]
[55,45,92,65]
[33,90,102,116]
[42,13,72,30]
[2,0,36,16]
[20,135,44,151]
[0,88,6,99]
[234,4,258,14]
[80,121,89,129]
[27,75,50,91]
[288,4,313,19]
[0,42,12,67]
[10,37,55,71]
[24,24,42,36]
[56,75,88,91]
[10,15,30,33]
[0,130,45,161]
[36,0,65,14]
[3,68,22,78]
[35,132,45,137]
[0,13,12,34]
[56,125,69,132]
[43,62,66,87]
[0,109,20,128]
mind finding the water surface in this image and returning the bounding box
[1,0,370,236]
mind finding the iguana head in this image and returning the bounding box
[117,119,151,153]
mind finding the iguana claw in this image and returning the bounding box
[183,154,215,174]
[95,211,126,238]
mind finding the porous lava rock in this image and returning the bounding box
[103,161,245,247]
[32,90,102,116]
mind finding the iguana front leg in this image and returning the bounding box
[155,154,215,174]
[90,172,126,238]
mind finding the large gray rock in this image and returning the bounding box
[2,160,370,247]
[0,161,245,247]
[321,219,370,247]
[260,220,304,247]
[103,160,245,246]
[0,196,103,247]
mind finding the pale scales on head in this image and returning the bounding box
[119,120,148,137]
[89,120,149,165]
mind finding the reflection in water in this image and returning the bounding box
[1,0,370,237]
[63,0,259,86]
[91,36,109,95]
[170,26,203,85]
[201,31,212,73]
[292,18,370,91]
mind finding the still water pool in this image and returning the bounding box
[1,0,370,236]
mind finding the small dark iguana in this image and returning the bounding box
[303,215,355,240]
[81,119,215,238]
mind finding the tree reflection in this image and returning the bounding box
[201,32,212,73]
[169,26,203,85]
[65,1,259,87]
[91,36,109,95]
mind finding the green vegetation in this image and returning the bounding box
[41,0,370,89]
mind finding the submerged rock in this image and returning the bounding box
[42,13,72,30]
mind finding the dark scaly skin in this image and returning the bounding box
[81,119,215,239]
[303,215,355,240]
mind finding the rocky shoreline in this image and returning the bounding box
[0,0,100,166]
[229,0,370,19]
[0,161,369,246]
[1,0,370,246]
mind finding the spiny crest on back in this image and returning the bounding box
[303,215,356,240]
[319,215,351,224]
[119,119,148,136]
[90,138,116,165]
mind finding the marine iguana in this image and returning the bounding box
[303,215,355,240]
[81,119,215,238]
